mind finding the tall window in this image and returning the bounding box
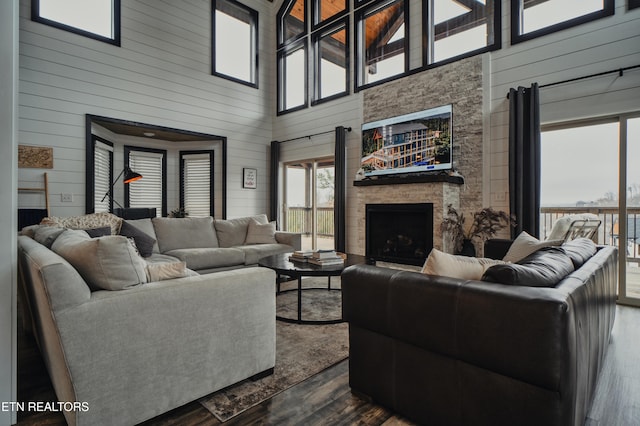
[212,0,258,87]
[180,151,214,217]
[356,0,407,89]
[426,0,500,64]
[32,0,120,45]
[93,137,113,213]
[511,0,614,44]
[125,147,166,217]
[313,20,349,104]
[277,0,351,114]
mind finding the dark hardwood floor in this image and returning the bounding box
[16,306,640,425]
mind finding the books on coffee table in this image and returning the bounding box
[289,250,345,266]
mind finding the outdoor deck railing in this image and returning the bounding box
[540,206,640,263]
[286,206,334,237]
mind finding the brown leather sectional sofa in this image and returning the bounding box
[342,244,617,426]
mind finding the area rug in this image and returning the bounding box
[198,277,348,422]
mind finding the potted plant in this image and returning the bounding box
[441,204,515,256]
[169,207,188,218]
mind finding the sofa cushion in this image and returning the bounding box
[237,244,293,265]
[51,229,148,291]
[215,214,269,248]
[33,226,66,248]
[152,217,219,252]
[126,218,160,253]
[119,220,156,257]
[421,248,506,281]
[244,219,278,245]
[164,247,245,271]
[560,238,597,269]
[503,231,563,263]
[482,247,575,287]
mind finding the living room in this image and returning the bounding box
[2,0,640,425]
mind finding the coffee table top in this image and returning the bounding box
[258,252,367,277]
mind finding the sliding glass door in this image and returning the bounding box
[541,113,640,306]
[284,158,335,251]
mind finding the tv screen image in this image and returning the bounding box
[360,104,452,177]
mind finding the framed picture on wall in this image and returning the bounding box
[243,168,257,189]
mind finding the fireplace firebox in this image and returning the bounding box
[365,203,433,266]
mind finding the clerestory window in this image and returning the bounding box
[32,0,120,45]
[212,0,258,87]
[511,0,615,44]
[426,0,500,64]
[355,0,407,90]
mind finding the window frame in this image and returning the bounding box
[180,150,215,217]
[312,0,349,30]
[423,0,501,68]
[511,0,615,45]
[312,18,350,106]
[212,0,259,88]
[92,136,114,213]
[124,146,167,217]
[354,0,409,92]
[277,0,308,49]
[31,0,121,46]
[277,39,309,115]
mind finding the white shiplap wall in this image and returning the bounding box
[18,0,275,219]
[487,1,640,211]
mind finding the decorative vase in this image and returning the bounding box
[458,239,476,257]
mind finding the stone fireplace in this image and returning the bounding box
[366,203,433,266]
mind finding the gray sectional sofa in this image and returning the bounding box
[17,213,301,426]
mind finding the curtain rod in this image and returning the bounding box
[507,64,640,98]
[277,126,352,144]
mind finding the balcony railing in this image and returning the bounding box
[540,206,640,263]
[286,206,334,237]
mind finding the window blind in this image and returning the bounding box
[94,140,113,213]
[182,153,212,217]
[128,150,164,217]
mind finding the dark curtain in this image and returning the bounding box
[509,83,541,239]
[269,141,280,224]
[334,126,347,252]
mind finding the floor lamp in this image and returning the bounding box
[101,166,142,210]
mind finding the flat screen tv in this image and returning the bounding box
[360,104,452,177]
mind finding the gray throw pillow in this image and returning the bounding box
[119,221,156,257]
[85,226,112,238]
[33,226,66,248]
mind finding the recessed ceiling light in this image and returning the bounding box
[143,132,155,137]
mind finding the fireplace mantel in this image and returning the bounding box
[353,173,463,186]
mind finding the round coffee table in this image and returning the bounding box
[258,252,366,324]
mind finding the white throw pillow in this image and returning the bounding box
[503,231,563,263]
[244,219,278,245]
[422,249,507,281]
[145,261,190,282]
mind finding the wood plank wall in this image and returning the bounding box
[487,1,640,213]
[18,0,275,218]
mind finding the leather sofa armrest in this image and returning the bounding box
[275,231,302,251]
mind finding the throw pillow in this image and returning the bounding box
[560,238,597,269]
[33,226,66,248]
[244,219,278,245]
[42,212,123,234]
[421,248,507,281]
[214,214,269,247]
[51,229,147,291]
[119,220,156,257]
[85,226,112,238]
[482,247,575,287]
[145,261,189,282]
[503,231,563,263]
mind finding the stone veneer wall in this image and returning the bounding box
[347,56,484,255]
